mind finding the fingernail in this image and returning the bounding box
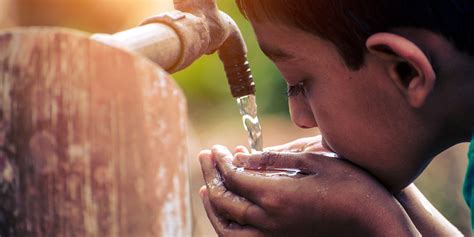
[199,186,207,198]
[233,153,250,166]
[198,150,212,161]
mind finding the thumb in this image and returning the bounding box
[263,136,330,153]
[233,151,311,173]
[233,151,340,174]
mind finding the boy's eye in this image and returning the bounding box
[286,82,306,97]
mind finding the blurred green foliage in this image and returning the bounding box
[173,1,290,120]
[174,4,471,235]
[2,1,470,234]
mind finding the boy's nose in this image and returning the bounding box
[289,97,317,129]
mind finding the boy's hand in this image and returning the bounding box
[199,145,419,237]
[262,135,331,153]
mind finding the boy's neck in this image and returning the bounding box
[439,80,474,144]
[433,50,474,143]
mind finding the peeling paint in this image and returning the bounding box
[1,28,192,236]
[161,175,185,237]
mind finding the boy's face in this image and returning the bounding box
[250,21,432,191]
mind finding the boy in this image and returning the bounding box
[199,0,473,236]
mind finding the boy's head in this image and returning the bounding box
[237,0,474,192]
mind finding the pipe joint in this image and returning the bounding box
[141,11,211,72]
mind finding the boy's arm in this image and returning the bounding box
[396,184,463,236]
[266,136,463,236]
[200,145,421,236]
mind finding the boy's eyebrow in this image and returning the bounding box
[259,44,295,62]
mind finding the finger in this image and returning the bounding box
[200,187,265,237]
[233,151,337,174]
[263,140,303,152]
[200,149,271,227]
[199,149,226,192]
[200,186,229,237]
[234,145,250,154]
[211,145,240,180]
[263,140,307,152]
[211,145,262,200]
[212,145,291,207]
[263,136,326,153]
[205,184,270,228]
[235,151,307,170]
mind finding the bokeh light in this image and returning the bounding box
[0,1,470,235]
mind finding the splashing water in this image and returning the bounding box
[237,95,263,153]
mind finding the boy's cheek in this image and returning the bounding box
[352,150,424,193]
[372,165,424,193]
[320,129,422,193]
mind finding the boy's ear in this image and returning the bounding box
[366,33,436,108]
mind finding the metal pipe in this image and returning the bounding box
[91,10,210,73]
[91,0,256,97]
[92,23,181,70]
[217,12,255,97]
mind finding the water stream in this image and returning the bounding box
[236,95,302,177]
[237,95,263,153]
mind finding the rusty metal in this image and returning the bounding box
[91,0,256,97]
[0,28,192,237]
[0,0,259,235]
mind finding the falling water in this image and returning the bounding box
[236,95,263,153]
[236,95,302,177]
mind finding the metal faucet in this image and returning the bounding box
[91,0,256,98]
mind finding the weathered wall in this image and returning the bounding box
[0,27,191,236]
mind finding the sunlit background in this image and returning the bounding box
[0,0,470,235]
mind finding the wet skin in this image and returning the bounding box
[249,22,432,192]
[199,18,472,236]
[199,142,419,236]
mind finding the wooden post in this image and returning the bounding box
[0,27,191,236]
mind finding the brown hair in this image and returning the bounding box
[237,0,474,70]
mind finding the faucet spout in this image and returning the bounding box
[173,0,256,97]
[217,12,255,97]
[90,0,262,150]
[91,0,256,97]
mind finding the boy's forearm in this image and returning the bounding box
[362,194,421,237]
[396,184,463,236]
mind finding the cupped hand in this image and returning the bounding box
[262,135,331,153]
[199,143,419,237]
